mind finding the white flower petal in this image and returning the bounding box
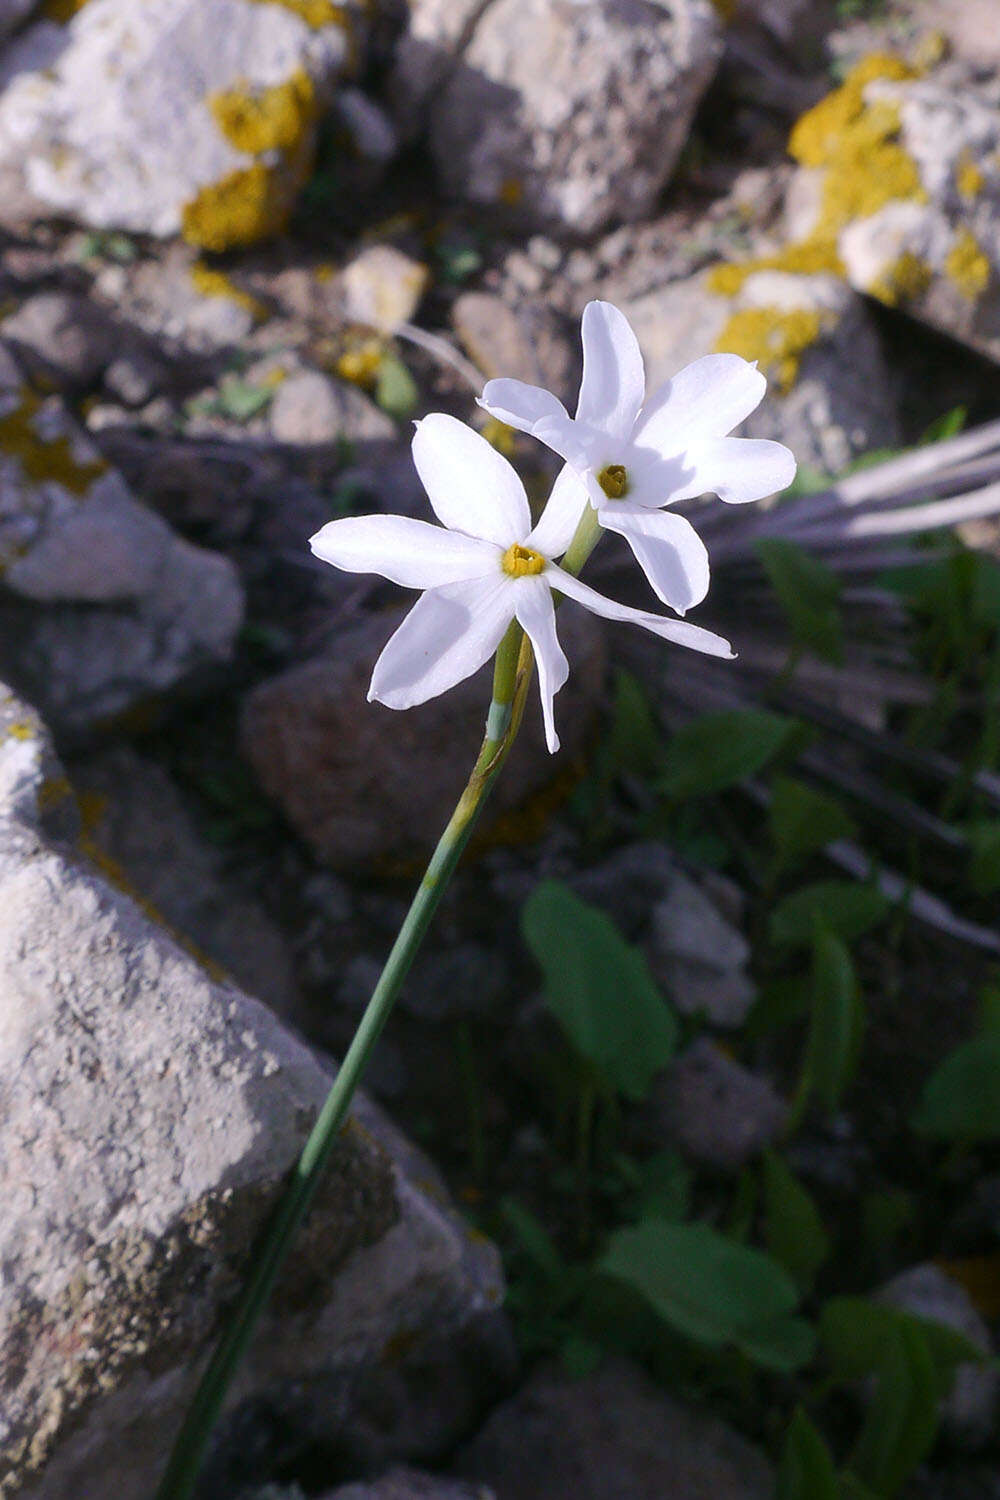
[478,379,570,435]
[512,576,569,754]
[310,514,498,588]
[598,505,710,614]
[549,565,735,659]
[633,354,767,451]
[412,413,531,545]
[526,463,591,559]
[575,300,646,441]
[369,573,514,709]
[672,436,797,505]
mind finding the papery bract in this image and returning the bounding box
[310,414,734,753]
[479,300,797,614]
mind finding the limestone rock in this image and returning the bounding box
[879,1264,999,1448]
[268,366,396,447]
[0,683,507,1500]
[0,0,366,247]
[649,872,756,1028]
[341,246,429,335]
[391,0,723,235]
[454,1357,772,1500]
[0,343,244,733]
[1,290,118,389]
[622,265,901,475]
[241,604,605,869]
[647,1038,787,1170]
[0,0,37,43]
[452,292,578,405]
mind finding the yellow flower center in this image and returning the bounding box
[597,463,628,499]
[501,543,546,577]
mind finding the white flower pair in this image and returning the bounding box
[310,301,796,753]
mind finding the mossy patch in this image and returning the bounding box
[0,389,107,495]
[714,306,824,393]
[945,228,991,300]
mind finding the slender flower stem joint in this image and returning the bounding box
[154,630,534,1500]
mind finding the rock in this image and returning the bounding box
[0,0,366,247]
[67,744,299,1017]
[94,242,260,356]
[325,1469,495,1500]
[0,0,37,43]
[332,88,399,180]
[452,292,578,404]
[649,871,756,1027]
[453,1357,772,1500]
[240,604,605,869]
[567,841,682,939]
[621,264,901,475]
[342,246,429,335]
[0,343,244,734]
[0,683,509,1500]
[1,290,118,389]
[646,1038,787,1170]
[879,1264,999,1448]
[392,0,723,235]
[269,367,396,446]
[102,343,167,408]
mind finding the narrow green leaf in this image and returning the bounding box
[762,1150,831,1289]
[756,538,844,663]
[769,881,889,950]
[852,1321,939,1496]
[797,930,864,1115]
[912,1033,1000,1142]
[659,709,803,799]
[777,1409,839,1500]
[522,881,677,1100]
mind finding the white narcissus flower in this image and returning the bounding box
[479,300,797,616]
[310,414,734,754]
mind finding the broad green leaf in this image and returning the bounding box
[762,1150,831,1289]
[852,1320,938,1497]
[375,351,419,419]
[777,1409,839,1500]
[769,777,857,873]
[522,881,677,1100]
[821,1297,984,1384]
[769,881,889,950]
[796,930,865,1115]
[756,538,844,663]
[737,1314,817,1372]
[599,1220,803,1357]
[659,709,803,799]
[912,1034,1000,1142]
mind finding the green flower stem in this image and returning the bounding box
[155,621,534,1500]
[561,502,602,578]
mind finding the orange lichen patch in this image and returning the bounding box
[189,262,269,320]
[945,227,991,299]
[867,249,933,307]
[714,306,823,393]
[0,390,107,494]
[709,54,924,303]
[956,153,985,200]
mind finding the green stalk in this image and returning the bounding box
[155,622,533,1500]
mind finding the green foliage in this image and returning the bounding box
[599,1220,815,1371]
[522,881,677,1100]
[659,708,803,799]
[964,820,1000,895]
[793,929,865,1118]
[912,1033,1000,1142]
[216,378,274,423]
[761,1150,831,1290]
[777,1409,839,1500]
[769,881,889,949]
[756,538,845,664]
[375,351,419,419]
[769,778,858,875]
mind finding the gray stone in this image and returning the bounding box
[0,683,508,1500]
[879,1264,999,1448]
[0,0,37,42]
[0,344,244,734]
[454,1357,772,1500]
[269,368,395,446]
[649,872,756,1028]
[393,0,722,235]
[2,291,118,389]
[341,246,429,334]
[0,0,366,247]
[325,1469,494,1500]
[452,292,578,405]
[240,604,605,870]
[647,1038,786,1170]
[102,344,166,408]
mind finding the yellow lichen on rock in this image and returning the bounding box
[0,390,107,495]
[713,306,824,393]
[190,262,268,320]
[867,249,933,306]
[706,239,843,297]
[956,153,985,200]
[336,337,384,387]
[246,0,349,26]
[945,228,991,299]
[787,53,915,167]
[182,163,299,251]
[42,0,90,22]
[210,69,318,156]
